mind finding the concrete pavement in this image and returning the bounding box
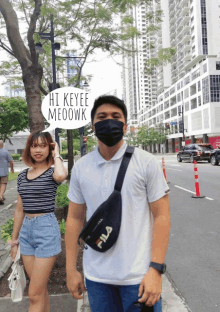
[0,162,191,311]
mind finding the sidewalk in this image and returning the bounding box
[0,275,191,312]
[0,179,191,312]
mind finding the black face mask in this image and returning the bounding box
[94,119,124,147]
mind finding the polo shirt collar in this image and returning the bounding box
[95,141,127,165]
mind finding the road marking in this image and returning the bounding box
[167,168,182,172]
[205,197,214,201]
[169,164,181,167]
[174,185,214,200]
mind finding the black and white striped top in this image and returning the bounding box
[17,167,61,214]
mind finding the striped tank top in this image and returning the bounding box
[17,167,60,214]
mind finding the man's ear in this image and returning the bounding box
[123,124,128,135]
[92,124,95,132]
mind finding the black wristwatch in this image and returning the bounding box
[149,262,166,274]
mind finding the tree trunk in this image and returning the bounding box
[67,129,74,180]
[23,65,44,132]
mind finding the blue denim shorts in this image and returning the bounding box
[85,278,162,312]
[19,212,61,258]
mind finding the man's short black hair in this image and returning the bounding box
[91,95,127,124]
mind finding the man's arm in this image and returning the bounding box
[65,200,87,299]
[138,194,171,307]
[9,160,14,173]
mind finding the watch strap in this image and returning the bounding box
[149,262,166,274]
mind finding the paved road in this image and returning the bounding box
[155,154,220,312]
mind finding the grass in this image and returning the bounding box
[8,172,19,181]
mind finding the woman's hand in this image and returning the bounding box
[51,141,60,158]
[10,245,18,262]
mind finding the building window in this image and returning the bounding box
[200,0,208,55]
[210,75,220,102]
[185,102,190,112]
[164,100,169,109]
[184,89,189,99]
[198,95,201,106]
[177,93,181,102]
[170,86,175,95]
[177,83,181,90]
[198,81,201,91]
[216,62,220,70]
[203,63,207,73]
[165,91,169,98]
[184,76,190,85]
[192,68,200,80]
[202,76,209,104]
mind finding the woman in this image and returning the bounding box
[10,131,67,312]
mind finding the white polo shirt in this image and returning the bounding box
[67,141,170,285]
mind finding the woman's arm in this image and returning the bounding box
[10,194,25,261]
[51,142,67,183]
[11,194,25,241]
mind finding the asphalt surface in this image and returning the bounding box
[155,155,220,312]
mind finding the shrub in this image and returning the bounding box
[11,154,20,160]
[1,218,14,243]
[58,219,66,235]
[60,150,68,159]
[55,184,69,208]
[60,150,79,159]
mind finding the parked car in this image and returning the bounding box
[177,144,214,163]
[210,146,220,166]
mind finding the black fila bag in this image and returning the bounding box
[78,145,135,252]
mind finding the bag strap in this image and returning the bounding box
[114,145,135,192]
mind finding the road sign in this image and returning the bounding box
[170,122,177,126]
[39,32,51,40]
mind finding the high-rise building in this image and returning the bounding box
[123,0,220,152]
[122,3,159,131]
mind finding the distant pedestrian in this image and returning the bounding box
[0,140,14,204]
[10,131,67,311]
[65,95,171,312]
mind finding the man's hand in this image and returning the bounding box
[67,270,86,299]
[138,268,162,307]
[11,169,14,174]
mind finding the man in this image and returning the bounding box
[65,95,171,312]
[0,140,14,204]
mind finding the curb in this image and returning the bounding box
[0,248,12,279]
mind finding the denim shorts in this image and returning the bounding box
[19,212,61,258]
[85,278,162,312]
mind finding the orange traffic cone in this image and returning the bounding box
[192,161,205,198]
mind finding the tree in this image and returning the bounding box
[136,125,159,150]
[124,131,137,146]
[0,0,175,175]
[0,0,174,129]
[0,97,29,143]
[154,123,168,145]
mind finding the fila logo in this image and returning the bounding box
[96,226,113,249]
